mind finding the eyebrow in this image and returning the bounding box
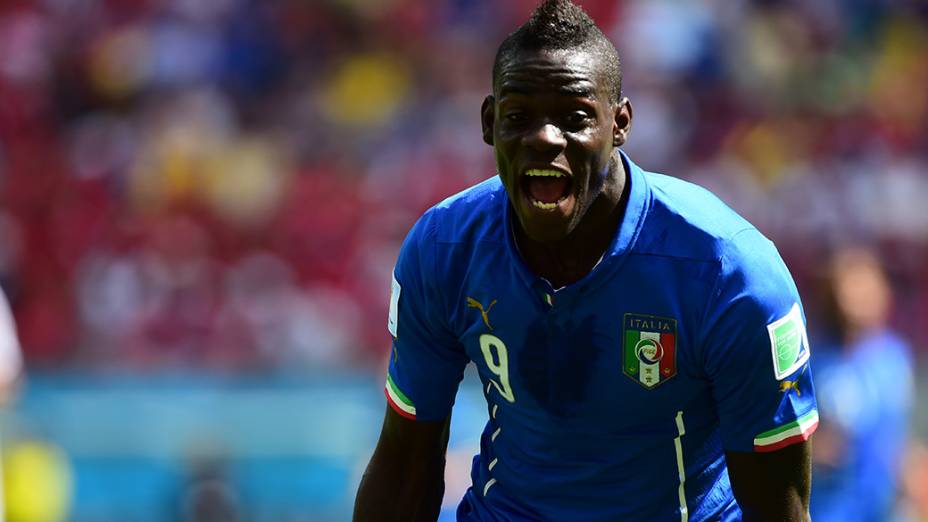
[498,84,597,100]
[557,85,595,98]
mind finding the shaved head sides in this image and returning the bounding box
[493,0,622,103]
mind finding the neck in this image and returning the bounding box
[514,153,629,288]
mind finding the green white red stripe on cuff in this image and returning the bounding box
[385,374,416,420]
[753,410,819,452]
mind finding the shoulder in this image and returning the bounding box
[854,330,914,373]
[632,168,798,312]
[635,170,786,274]
[646,172,754,234]
[412,176,508,247]
[637,171,760,260]
[396,176,507,284]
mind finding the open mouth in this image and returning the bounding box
[522,168,573,210]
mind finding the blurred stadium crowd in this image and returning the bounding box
[1,0,927,369]
[0,0,926,520]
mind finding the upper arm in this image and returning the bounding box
[700,232,817,517]
[726,439,812,521]
[386,211,468,422]
[702,231,818,454]
[374,404,452,468]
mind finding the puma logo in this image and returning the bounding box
[466,297,497,331]
[779,379,801,397]
[779,364,807,396]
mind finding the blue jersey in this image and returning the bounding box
[811,330,913,522]
[384,153,817,521]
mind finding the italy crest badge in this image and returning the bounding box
[623,313,678,389]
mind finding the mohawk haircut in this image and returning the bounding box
[493,0,622,102]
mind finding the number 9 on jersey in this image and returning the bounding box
[479,334,516,403]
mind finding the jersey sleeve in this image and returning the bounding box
[384,211,468,422]
[701,229,818,453]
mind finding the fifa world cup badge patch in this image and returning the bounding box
[623,313,678,389]
[767,303,810,380]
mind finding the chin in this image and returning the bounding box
[524,227,569,244]
[517,213,574,244]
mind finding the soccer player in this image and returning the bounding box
[811,249,913,522]
[354,1,817,520]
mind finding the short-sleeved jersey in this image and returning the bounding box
[384,152,817,521]
[811,330,913,522]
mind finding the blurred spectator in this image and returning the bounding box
[177,455,243,522]
[811,248,915,522]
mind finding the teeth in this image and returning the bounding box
[525,169,565,178]
[531,200,558,210]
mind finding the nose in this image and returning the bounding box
[522,122,566,153]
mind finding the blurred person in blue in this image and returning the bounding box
[177,455,243,522]
[811,248,914,522]
[354,1,817,520]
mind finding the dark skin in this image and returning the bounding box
[483,48,630,287]
[354,47,812,521]
[353,407,450,522]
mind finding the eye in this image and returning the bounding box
[563,110,594,128]
[504,111,527,124]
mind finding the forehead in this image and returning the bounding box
[496,48,608,99]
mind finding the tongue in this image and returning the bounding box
[528,176,569,204]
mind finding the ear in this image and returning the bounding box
[481,95,495,146]
[612,97,633,147]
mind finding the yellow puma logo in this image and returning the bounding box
[779,379,801,397]
[466,297,497,331]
